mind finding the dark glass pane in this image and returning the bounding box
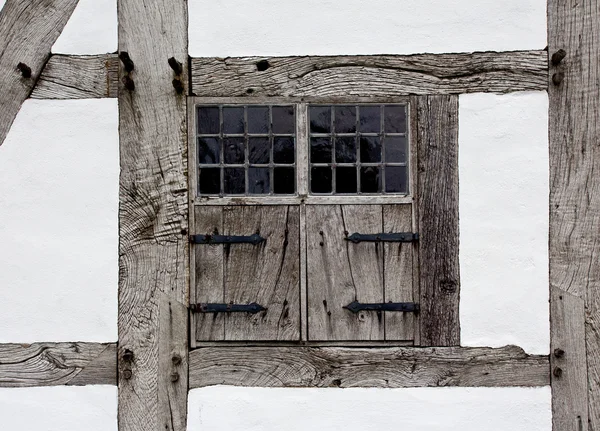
[273,137,295,164]
[247,106,269,134]
[359,105,381,133]
[385,166,408,193]
[272,106,295,134]
[384,105,407,133]
[335,136,357,163]
[197,107,219,134]
[224,168,245,194]
[311,137,332,163]
[360,166,381,193]
[334,106,356,133]
[248,137,270,164]
[309,106,331,133]
[336,167,357,194]
[360,136,381,163]
[311,167,332,193]
[274,167,295,194]
[248,167,270,194]
[384,136,407,163]
[199,168,220,194]
[223,137,245,164]
[198,137,220,164]
[222,107,244,134]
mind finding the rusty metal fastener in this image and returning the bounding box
[170,372,179,382]
[17,62,32,78]
[122,349,134,362]
[123,370,132,380]
[168,57,183,75]
[122,76,135,91]
[553,348,565,358]
[551,49,567,65]
[119,51,134,72]
[552,72,564,86]
[172,353,182,365]
[553,367,563,378]
[172,78,184,94]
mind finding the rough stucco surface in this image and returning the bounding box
[0,386,117,430]
[188,386,551,431]
[188,0,547,56]
[51,0,117,54]
[459,92,550,355]
[0,99,118,342]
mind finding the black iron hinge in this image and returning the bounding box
[343,301,420,313]
[189,234,265,245]
[345,232,419,243]
[189,302,267,314]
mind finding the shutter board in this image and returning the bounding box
[307,205,385,341]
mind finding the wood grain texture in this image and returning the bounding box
[0,342,116,387]
[189,345,549,389]
[190,50,548,97]
[415,95,460,346]
[117,0,189,429]
[548,0,600,429]
[0,0,79,146]
[30,54,119,99]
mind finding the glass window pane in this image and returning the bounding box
[336,167,357,194]
[198,137,220,164]
[385,166,408,193]
[199,168,220,194]
[197,107,219,134]
[222,107,244,134]
[249,137,270,164]
[223,137,245,164]
[272,106,295,134]
[335,136,357,163]
[309,106,331,133]
[247,106,269,134]
[273,137,295,164]
[224,168,245,194]
[311,167,332,193]
[274,167,295,194]
[359,106,381,133]
[360,136,381,163]
[311,137,332,163]
[384,136,407,163]
[384,105,406,133]
[248,167,270,194]
[334,106,356,133]
[360,167,381,193]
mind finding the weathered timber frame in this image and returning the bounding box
[0,0,598,429]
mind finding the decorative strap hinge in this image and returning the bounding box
[343,301,420,313]
[345,232,419,243]
[189,303,267,314]
[189,234,265,245]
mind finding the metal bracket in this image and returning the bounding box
[190,234,265,245]
[345,232,419,243]
[189,303,267,314]
[343,301,420,313]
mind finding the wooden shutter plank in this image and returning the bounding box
[383,204,415,341]
[0,0,79,146]
[193,206,225,341]
[223,206,301,341]
[415,95,460,346]
[117,0,189,429]
[307,205,384,341]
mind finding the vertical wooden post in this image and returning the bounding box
[117,1,189,430]
[548,0,600,429]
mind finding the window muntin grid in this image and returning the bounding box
[309,104,408,195]
[196,105,296,196]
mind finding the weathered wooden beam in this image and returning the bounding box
[30,54,118,99]
[0,0,79,146]
[117,0,189,430]
[191,50,548,97]
[189,345,549,389]
[548,0,600,428]
[415,95,460,346]
[0,342,116,387]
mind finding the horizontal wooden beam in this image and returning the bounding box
[30,54,118,99]
[0,342,116,387]
[189,345,550,389]
[191,50,548,97]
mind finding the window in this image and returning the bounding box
[189,98,418,345]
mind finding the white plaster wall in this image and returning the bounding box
[188,386,551,431]
[0,386,117,430]
[52,0,117,54]
[189,0,546,56]
[0,99,118,342]
[459,92,550,355]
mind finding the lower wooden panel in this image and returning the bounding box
[189,345,549,389]
[0,342,116,387]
